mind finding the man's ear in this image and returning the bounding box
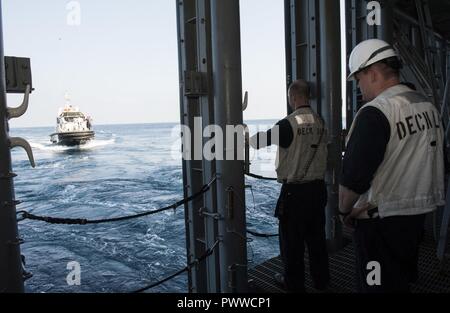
[369,68,377,84]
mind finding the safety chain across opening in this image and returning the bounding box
[131,240,220,293]
[246,229,278,238]
[16,177,217,225]
[16,173,277,290]
[245,172,277,181]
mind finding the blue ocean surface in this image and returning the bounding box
[10,121,281,293]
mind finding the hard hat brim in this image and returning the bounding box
[347,71,357,81]
[347,42,399,82]
[347,50,399,82]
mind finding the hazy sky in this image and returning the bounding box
[4,0,288,128]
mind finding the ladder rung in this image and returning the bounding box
[195,237,206,245]
[186,16,197,24]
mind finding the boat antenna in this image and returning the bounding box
[64,92,72,107]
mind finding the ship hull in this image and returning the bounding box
[50,131,95,146]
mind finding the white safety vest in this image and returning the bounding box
[276,107,328,184]
[348,85,445,218]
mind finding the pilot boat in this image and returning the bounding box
[50,95,95,146]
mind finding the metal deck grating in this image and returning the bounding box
[249,227,450,293]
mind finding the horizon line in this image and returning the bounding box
[10,118,281,130]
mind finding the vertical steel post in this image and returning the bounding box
[195,0,221,293]
[0,1,24,293]
[210,0,247,293]
[176,0,209,293]
[285,0,321,112]
[380,0,394,43]
[319,0,343,249]
[284,0,293,113]
[346,0,356,128]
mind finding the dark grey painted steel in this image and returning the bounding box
[210,0,248,293]
[380,0,394,44]
[284,0,293,111]
[286,0,320,113]
[415,0,440,108]
[194,0,221,293]
[437,176,450,263]
[319,0,343,249]
[0,1,24,293]
[176,0,209,293]
[4,57,33,94]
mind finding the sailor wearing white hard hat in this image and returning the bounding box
[339,39,445,292]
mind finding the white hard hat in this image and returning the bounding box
[347,39,399,81]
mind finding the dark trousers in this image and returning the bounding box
[276,180,330,292]
[353,214,426,293]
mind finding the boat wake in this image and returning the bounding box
[31,137,116,152]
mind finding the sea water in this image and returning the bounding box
[10,121,280,293]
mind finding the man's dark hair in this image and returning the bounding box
[289,79,311,99]
[377,56,403,79]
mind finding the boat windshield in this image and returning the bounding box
[60,112,85,120]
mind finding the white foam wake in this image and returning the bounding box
[31,137,116,152]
